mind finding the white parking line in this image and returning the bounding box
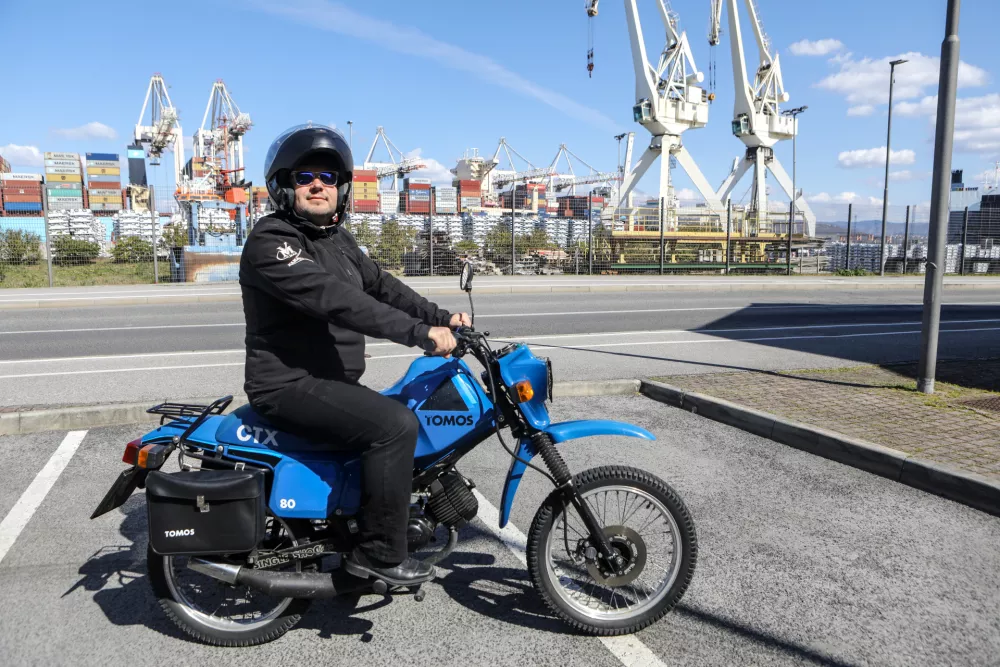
[0,431,88,566]
[473,489,666,667]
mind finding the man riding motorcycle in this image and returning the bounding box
[239,123,471,586]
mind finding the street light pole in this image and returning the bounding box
[880,60,907,276]
[918,0,961,394]
[781,106,807,276]
[347,120,354,218]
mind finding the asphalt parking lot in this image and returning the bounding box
[1,395,998,666]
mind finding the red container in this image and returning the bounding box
[353,199,379,213]
[3,194,43,203]
[3,185,42,195]
[354,169,378,182]
[88,180,121,189]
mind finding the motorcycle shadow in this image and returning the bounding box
[74,499,569,640]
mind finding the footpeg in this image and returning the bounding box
[412,585,426,602]
[372,579,388,595]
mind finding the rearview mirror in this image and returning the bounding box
[459,262,474,292]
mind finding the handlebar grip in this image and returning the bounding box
[421,338,437,353]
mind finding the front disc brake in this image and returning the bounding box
[585,525,647,587]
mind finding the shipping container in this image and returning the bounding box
[46,166,82,175]
[86,152,118,162]
[86,166,120,176]
[43,182,79,190]
[47,189,83,198]
[87,188,121,197]
[44,152,79,160]
[3,193,44,203]
[46,174,83,183]
[405,177,432,188]
[90,203,124,212]
[2,201,43,212]
[354,169,378,182]
[45,159,80,168]
[352,199,379,214]
[87,180,121,190]
[3,184,43,194]
[88,196,122,204]
[408,189,430,201]
[1,173,43,181]
[85,159,119,169]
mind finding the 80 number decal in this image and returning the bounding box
[279,498,296,509]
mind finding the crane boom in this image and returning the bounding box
[135,73,184,185]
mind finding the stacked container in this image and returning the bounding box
[404,177,431,214]
[379,189,400,215]
[85,153,123,212]
[44,152,84,211]
[353,169,379,214]
[1,173,44,216]
[435,186,457,214]
[457,179,482,211]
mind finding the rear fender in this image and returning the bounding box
[497,420,655,528]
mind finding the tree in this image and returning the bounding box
[112,236,154,263]
[350,218,378,250]
[374,219,416,270]
[523,227,554,252]
[454,239,480,256]
[0,229,42,265]
[160,223,189,249]
[52,236,100,265]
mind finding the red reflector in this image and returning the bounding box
[122,439,142,466]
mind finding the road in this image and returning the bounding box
[2,287,1000,409]
[1,395,998,666]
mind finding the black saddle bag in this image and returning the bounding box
[146,469,266,556]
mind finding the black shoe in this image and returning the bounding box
[344,550,436,587]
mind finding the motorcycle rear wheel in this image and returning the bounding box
[147,516,312,646]
[527,465,697,636]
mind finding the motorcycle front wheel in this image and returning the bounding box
[526,465,697,636]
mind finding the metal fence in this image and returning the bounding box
[3,188,999,287]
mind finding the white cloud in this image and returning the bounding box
[52,121,117,141]
[790,39,844,57]
[806,192,863,204]
[898,93,1000,155]
[847,105,875,117]
[838,146,916,169]
[0,143,44,167]
[675,188,698,200]
[972,167,999,185]
[817,51,989,106]
[405,149,454,185]
[889,170,929,182]
[255,0,620,132]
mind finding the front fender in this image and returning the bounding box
[497,420,655,528]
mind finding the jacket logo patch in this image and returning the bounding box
[276,241,313,266]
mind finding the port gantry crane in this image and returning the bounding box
[193,80,252,186]
[362,126,425,191]
[587,0,724,219]
[135,74,184,186]
[709,0,816,235]
[547,143,619,196]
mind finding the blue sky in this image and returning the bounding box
[1,0,998,222]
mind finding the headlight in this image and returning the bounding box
[545,357,553,401]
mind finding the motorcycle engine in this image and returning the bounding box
[426,470,478,528]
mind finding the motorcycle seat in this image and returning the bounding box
[215,403,338,451]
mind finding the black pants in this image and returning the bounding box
[251,376,419,564]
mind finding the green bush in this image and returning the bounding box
[112,236,154,263]
[0,229,43,265]
[52,235,100,266]
[834,267,871,276]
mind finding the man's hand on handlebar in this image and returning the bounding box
[425,326,458,357]
[449,312,472,329]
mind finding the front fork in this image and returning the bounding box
[530,432,625,574]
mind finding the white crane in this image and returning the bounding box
[487,137,537,194]
[363,126,424,190]
[135,73,184,185]
[547,143,616,195]
[587,0,724,217]
[709,0,816,235]
[193,80,252,184]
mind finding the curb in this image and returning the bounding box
[639,379,1000,518]
[0,379,642,437]
[2,280,997,309]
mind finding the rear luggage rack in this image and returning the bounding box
[147,396,234,444]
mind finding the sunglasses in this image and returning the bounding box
[291,170,339,187]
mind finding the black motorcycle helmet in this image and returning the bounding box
[264,123,354,222]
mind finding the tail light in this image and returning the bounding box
[122,439,142,465]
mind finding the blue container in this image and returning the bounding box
[4,202,43,212]
[85,152,119,161]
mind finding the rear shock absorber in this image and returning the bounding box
[531,432,571,487]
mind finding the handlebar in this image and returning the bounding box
[422,326,489,359]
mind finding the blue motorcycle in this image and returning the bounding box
[92,263,697,645]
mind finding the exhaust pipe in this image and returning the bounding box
[188,558,369,599]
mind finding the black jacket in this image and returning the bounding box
[239,211,451,398]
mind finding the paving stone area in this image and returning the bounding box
[654,358,1000,481]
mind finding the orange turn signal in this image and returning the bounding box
[514,380,535,403]
[136,444,156,468]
